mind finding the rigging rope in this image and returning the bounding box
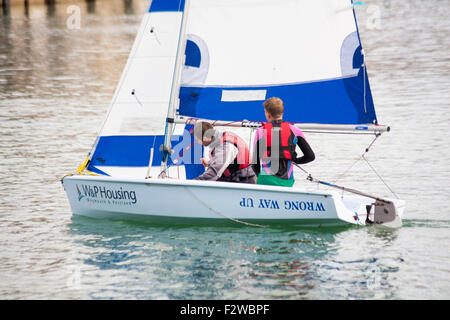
[159,121,198,178]
[184,187,268,228]
[362,155,400,199]
[332,133,381,185]
[296,133,399,200]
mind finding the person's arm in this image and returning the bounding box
[295,136,315,164]
[290,125,315,164]
[194,143,238,180]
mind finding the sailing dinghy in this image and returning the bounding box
[62,0,405,228]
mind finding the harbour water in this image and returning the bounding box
[0,0,449,299]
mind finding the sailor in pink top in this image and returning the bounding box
[252,97,315,184]
[252,120,315,180]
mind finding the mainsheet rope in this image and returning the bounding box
[184,187,268,228]
[331,133,381,185]
[296,133,399,200]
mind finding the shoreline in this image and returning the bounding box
[2,0,146,18]
[4,0,109,7]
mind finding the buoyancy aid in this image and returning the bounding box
[210,132,251,178]
[261,121,296,160]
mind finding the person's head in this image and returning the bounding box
[193,121,215,146]
[263,97,284,121]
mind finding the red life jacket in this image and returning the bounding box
[210,132,251,178]
[261,121,296,160]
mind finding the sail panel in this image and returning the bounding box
[180,72,376,124]
[87,131,204,179]
[178,0,377,125]
[90,135,167,167]
[87,0,205,178]
[98,11,182,137]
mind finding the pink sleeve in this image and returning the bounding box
[289,124,306,140]
[253,127,264,149]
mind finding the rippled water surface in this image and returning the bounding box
[0,0,449,299]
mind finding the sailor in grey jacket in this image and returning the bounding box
[193,124,256,183]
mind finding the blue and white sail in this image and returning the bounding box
[86,0,202,178]
[178,0,377,125]
[86,0,378,177]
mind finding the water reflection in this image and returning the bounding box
[68,215,347,299]
[24,1,29,17]
[0,0,145,101]
[124,0,134,15]
[311,227,404,299]
[46,1,56,17]
[366,225,399,243]
[67,212,403,299]
[86,0,95,15]
[2,1,10,16]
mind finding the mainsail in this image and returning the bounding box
[178,0,376,125]
[86,0,379,177]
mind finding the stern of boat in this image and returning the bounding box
[337,194,405,228]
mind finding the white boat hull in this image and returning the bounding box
[61,175,404,228]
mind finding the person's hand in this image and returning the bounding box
[201,158,210,167]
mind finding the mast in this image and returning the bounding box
[160,0,191,178]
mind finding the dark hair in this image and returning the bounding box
[193,121,215,141]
